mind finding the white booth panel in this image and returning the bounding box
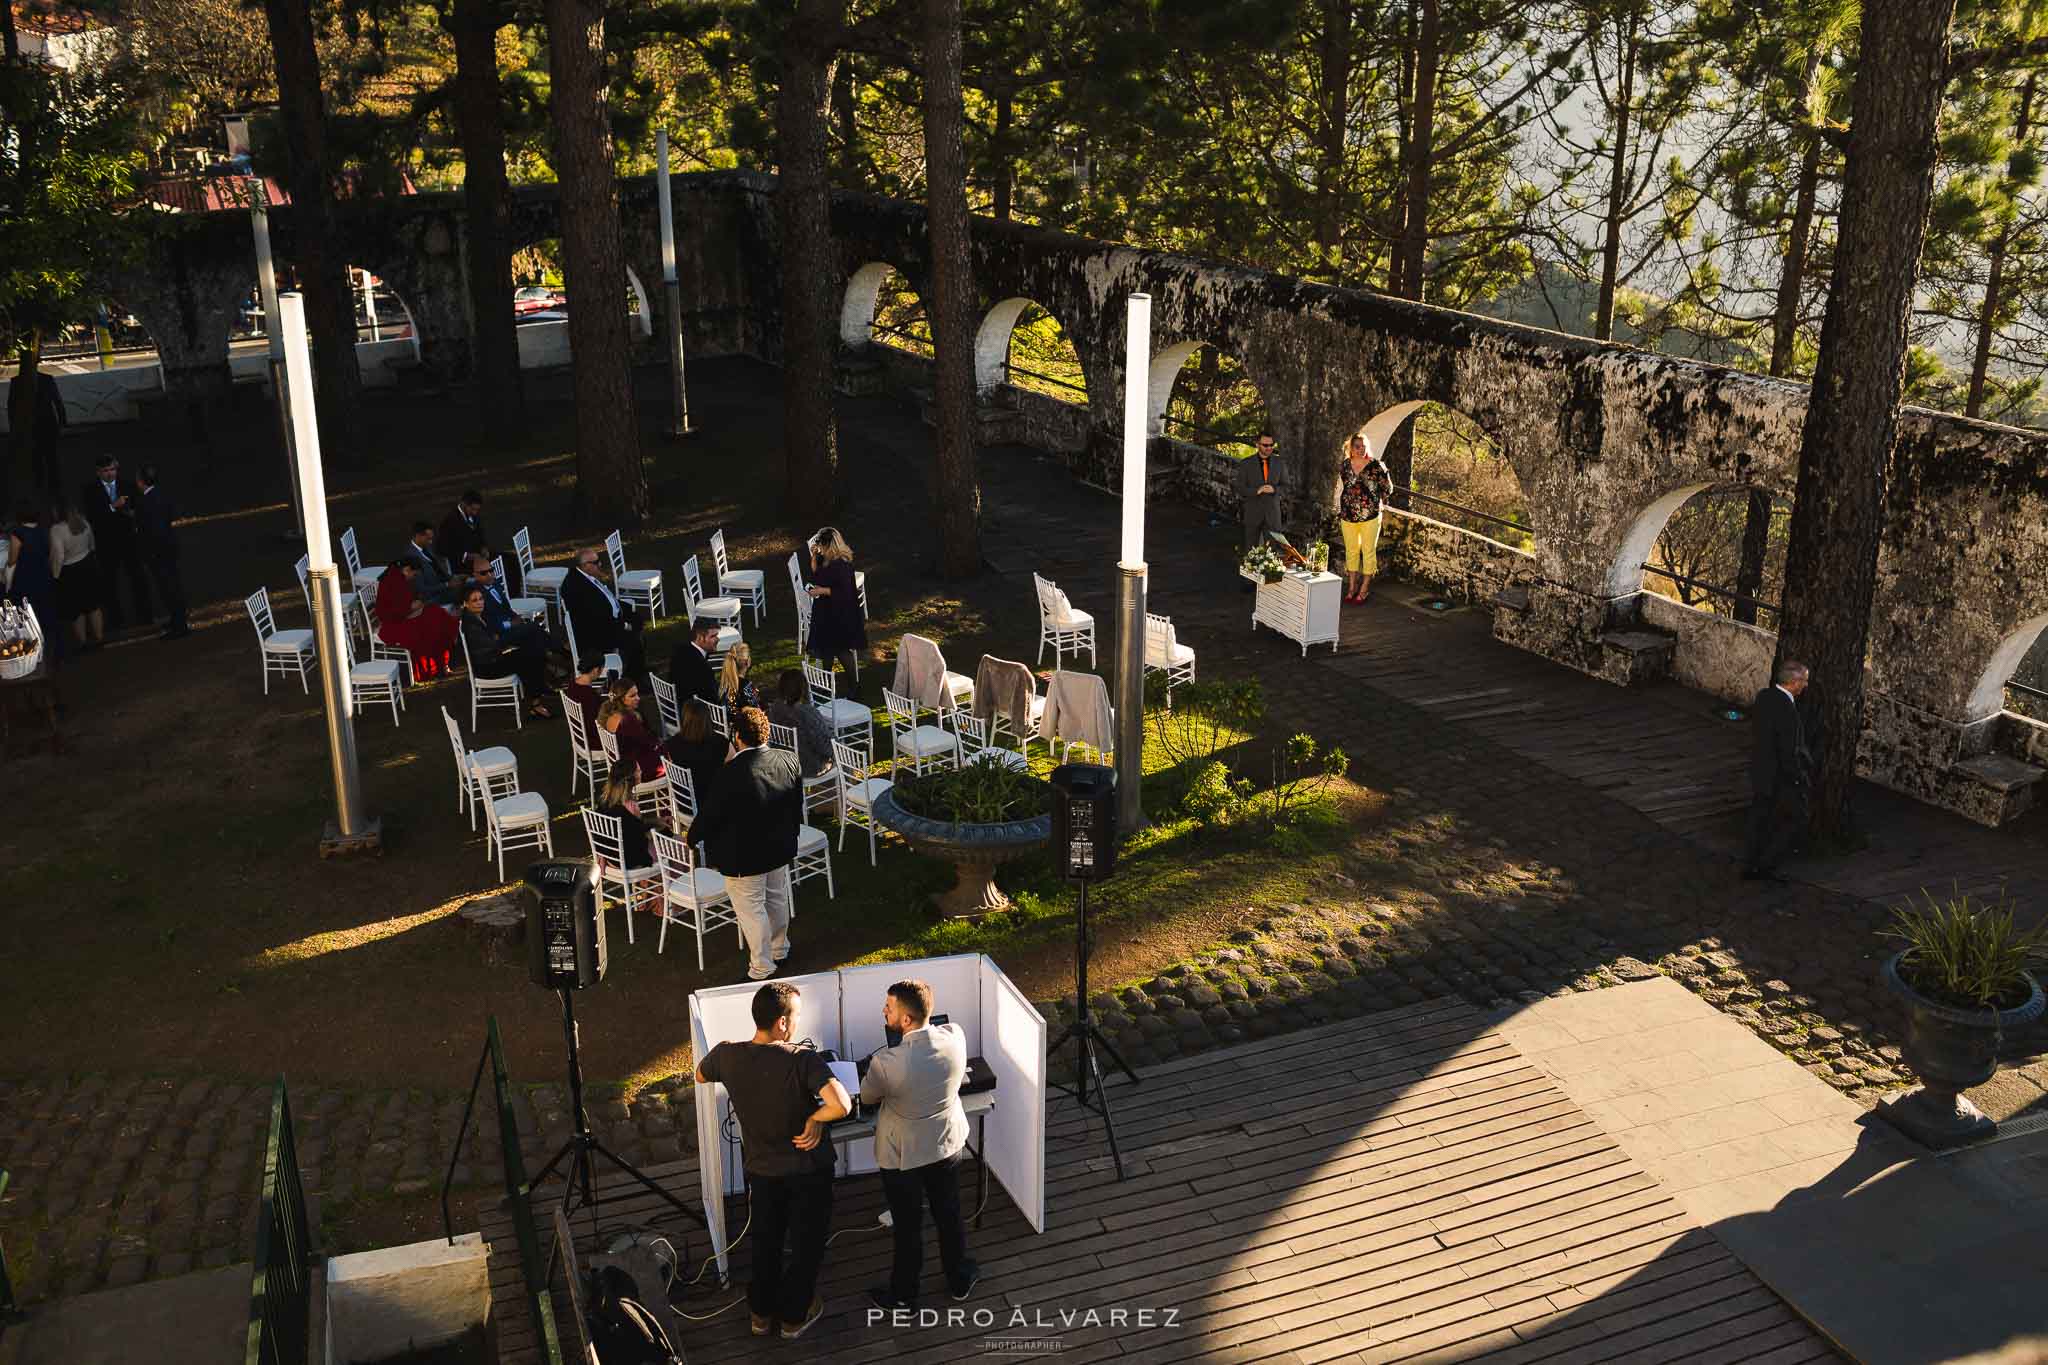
[686,997,727,1276]
[981,959,1048,1232]
[838,954,987,1060]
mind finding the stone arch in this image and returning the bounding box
[840,261,897,348]
[975,297,1089,399]
[1358,400,1534,551]
[1151,341,1271,455]
[624,265,653,338]
[1969,613,2048,721]
[1607,482,1714,598]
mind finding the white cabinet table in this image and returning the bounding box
[1241,568,1342,655]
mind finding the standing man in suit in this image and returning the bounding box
[134,464,190,639]
[668,618,722,705]
[404,522,455,604]
[1742,660,1811,881]
[81,454,151,630]
[861,980,980,1313]
[689,707,802,979]
[560,544,646,678]
[1235,431,1283,591]
[437,490,487,572]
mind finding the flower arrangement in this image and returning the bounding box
[1308,540,1330,573]
[1240,541,1287,583]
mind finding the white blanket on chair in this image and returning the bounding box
[892,633,954,711]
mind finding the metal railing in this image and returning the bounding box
[1638,562,1780,621]
[1399,488,1532,538]
[1159,413,1260,450]
[489,1018,565,1364]
[871,320,935,356]
[1000,356,1089,397]
[0,1170,17,1323]
[244,1081,312,1365]
[2008,678,2048,704]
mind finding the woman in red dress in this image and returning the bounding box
[596,677,665,782]
[373,559,458,677]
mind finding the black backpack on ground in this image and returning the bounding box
[586,1264,681,1364]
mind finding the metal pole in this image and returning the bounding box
[656,129,693,437]
[251,200,304,538]
[362,269,381,343]
[280,292,376,851]
[1114,564,1146,833]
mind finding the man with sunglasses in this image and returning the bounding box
[1236,431,1284,589]
[560,544,646,679]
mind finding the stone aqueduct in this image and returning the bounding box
[114,169,2048,827]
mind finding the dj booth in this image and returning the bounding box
[686,954,1048,1282]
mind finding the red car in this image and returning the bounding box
[513,286,565,317]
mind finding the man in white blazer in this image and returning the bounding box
[861,980,980,1310]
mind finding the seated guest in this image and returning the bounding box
[668,618,721,705]
[561,544,646,678]
[561,655,608,748]
[594,759,657,868]
[437,490,488,571]
[404,521,455,604]
[597,676,664,781]
[373,557,457,677]
[458,584,555,720]
[720,640,763,714]
[664,697,729,812]
[466,554,553,655]
[766,669,835,779]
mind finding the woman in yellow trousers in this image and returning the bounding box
[1335,433,1395,603]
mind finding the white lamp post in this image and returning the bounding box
[250,196,303,538]
[656,128,693,437]
[280,292,378,853]
[1114,293,1152,833]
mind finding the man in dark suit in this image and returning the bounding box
[464,553,554,656]
[403,522,455,604]
[690,707,802,980]
[1235,432,1283,592]
[1742,660,1811,881]
[437,490,487,572]
[668,619,722,705]
[560,544,646,679]
[81,454,152,629]
[134,464,189,639]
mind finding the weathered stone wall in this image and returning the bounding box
[1637,593,1776,705]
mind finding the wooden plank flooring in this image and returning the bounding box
[480,1002,1837,1364]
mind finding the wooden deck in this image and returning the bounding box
[481,1001,1837,1364]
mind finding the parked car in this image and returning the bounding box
[513,286,565,317]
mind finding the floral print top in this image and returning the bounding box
[1337,456,1394,522]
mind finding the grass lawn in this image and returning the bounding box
[3,359,1374,1100]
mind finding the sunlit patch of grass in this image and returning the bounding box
[249,903,456,970]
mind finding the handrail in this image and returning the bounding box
[490,1017,565,1364]
[1400,488,1532,537]
[2007,678,2048,704]
[244,1080,312,1365]
[1159,413,1258,449]
[870,320,934,353]
[0,1169,16,1321]
[1000,356,1089,396]
[442,1036,495,1246]
[1638,562,1780,616]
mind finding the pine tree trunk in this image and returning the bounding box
[1774,0,1957,840]
[1968,74,2035,418]
[1394,0,1438,301]
[1594,11,1636,341]
[449,0,524,443]
[543,0,646,525]
[832,54,858,183]
[924,0,980,579]
[1315,0,1353,283]
[991,86,1014,222]
[262,0,365,462]
[1,1,18,62]
[1737,109,1824,624]
[777,0,843,522]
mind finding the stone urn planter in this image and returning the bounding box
[1879,950,2044,1146]
[870,785,1053,920]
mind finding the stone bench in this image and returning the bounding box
[1594,628,1676,688]
[1950,753,2047,827]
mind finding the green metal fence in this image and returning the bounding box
[491,1017,564,1364]
[244,1080,313,1365]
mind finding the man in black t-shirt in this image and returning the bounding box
[695,981,851,1340]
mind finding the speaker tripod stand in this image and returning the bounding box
[1048,880,1140,1179]
[531,988,704,1235]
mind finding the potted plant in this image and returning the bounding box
[871,757,1054,919]
[1877,887,2047,1146]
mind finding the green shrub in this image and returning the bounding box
[1883,887,2047,1012]
[1182,760,1250,828]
